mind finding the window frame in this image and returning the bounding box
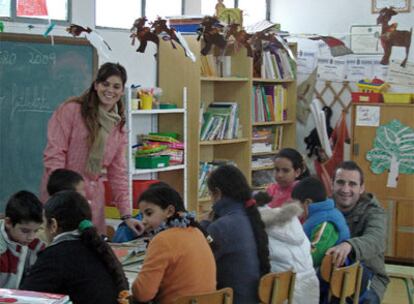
[0,0,72,25]
[235,0,270,22]
[95,0,185,31]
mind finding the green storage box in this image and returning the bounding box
[135,155,170,169]
[159,103,177,109]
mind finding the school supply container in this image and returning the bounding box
[383,93,413,104]
[356,80,389,93]
[351,92,383,103]
[135,155,170,169]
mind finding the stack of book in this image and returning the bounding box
[261,48,296,80]
[166,15,203,34]
[200,102,239,141]
[0,289,70,303]
[252,127,273,153]
[251,85,287,123]
[200,55,232,77]
[198,160,235,198]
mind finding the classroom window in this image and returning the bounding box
[0,0,11,17]
[145,0,182,20]
[201,0,235,16]
[95,0,141,29]
[237,0,268,26]
[0,0,70,21]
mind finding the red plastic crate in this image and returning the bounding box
[132,180,159,208]
[104,180,159,209]
[351,92,383,103]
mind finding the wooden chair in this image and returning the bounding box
[320,255,364,304]
[258,270,296,304]
[106,225,115,242]
[173,287,233,304]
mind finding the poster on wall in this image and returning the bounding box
[356,106,380,127]
[386,59,414,86]
[350,25,382,54]
[346,58,374,81]
[317,58,346,82]
[297,50,318,75]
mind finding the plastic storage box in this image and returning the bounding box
[135,155,170,169]
[351,92,383,103]
[383,93,413,104]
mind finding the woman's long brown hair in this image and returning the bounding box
[78,62,127,147]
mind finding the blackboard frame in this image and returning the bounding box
[0,33,98,215]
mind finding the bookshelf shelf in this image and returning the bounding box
[131,109,185,115]
[200,138,249,145]
[201,76,249,82]
[251,165,275,171]
[252,185,267,191]
[252,78,295,83]
[252,120,294,127]
[132,164,185,176]
[252,150,279,156]
[250,43,297,189]
[198,196,211,203]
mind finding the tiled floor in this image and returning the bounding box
[382,264,413,304]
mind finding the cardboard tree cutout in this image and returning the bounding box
[366,120,414,188]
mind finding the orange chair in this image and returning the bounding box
[173,287,233,304]
[320,255,363,304]
[258,271,296,304]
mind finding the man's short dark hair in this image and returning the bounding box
[333,161,364,185]
[5,190,43,225]
[47,169,84,196]
[291,176,327,203]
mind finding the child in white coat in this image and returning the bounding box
[255,192,319,304]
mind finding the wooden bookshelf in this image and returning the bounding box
[251,43,297,188]
[157,38,297,215]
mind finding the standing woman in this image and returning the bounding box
[40,62,142,235]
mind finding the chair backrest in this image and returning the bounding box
[106,225,115,242]
[320,255,364,304]
[173,287,233,304]
[258,271,296,304]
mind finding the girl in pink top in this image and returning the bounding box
[40,63,143,235]
[266,148,309,208]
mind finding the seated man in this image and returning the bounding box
[327,161,389,304]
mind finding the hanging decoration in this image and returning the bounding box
[308,36,353,57]
[130,17,159,53]
[197,16,227,56]
[66,24,112,59]
[0,21,4,33]
[366,119,414,188]
[376,7,412,67]
[296,68,318,124]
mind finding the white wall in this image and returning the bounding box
[271,0,414,169]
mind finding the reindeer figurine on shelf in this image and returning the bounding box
[225,23,253,57]
[377,7,412,67]
[130,17,159,53]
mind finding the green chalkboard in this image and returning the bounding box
[0,33,97,212]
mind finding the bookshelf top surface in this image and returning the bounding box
[200,138,249,145]
[252,78,295,83]
[201,76,249,82]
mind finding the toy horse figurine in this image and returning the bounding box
[225,23,253,57]
[377,7,412,67]
[151,17,181,49]
[66,24,92,36]
[197,16,227,55]
[130,17,159,53]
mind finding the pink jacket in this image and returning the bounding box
[40,101,130,234]
[266,181,299,208]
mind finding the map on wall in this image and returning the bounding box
[366,119,414,188]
